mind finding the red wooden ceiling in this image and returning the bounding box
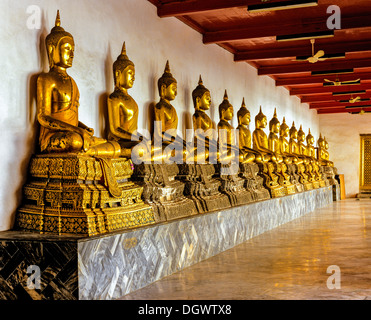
[148,0,371,114]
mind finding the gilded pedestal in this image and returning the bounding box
[214,163,254,206]
[239,162,270,201]
[177,163,231,213]
[15,154,155,236]
[132,163,198,221]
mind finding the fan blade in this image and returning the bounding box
[342,79,361,84]
[324,79,333,83]
[314,50,325,58]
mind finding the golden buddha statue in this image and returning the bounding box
[236,98,256,164]
[297,125,309,161]
[323,137,334,166]
[37,11,120,158]
[279,117,295,164]
[107,42,149,160]
[290,123,313,190]
[16,11,156,236]
[306,129,324,188]
[267,108,284,163]
[252,107,285,197]
[236,99,270,201]
[288,122,303,163]
[217,90,239,164]
[253,107,283,163]
[192,75,218,163]
[153,60,188,163]
[268,109,295,194]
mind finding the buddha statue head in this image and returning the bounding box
[255,106,267,129]
[317,133,324,148]
[237,98,250,126]
[306,129,315,146]
[324,136,329,150]
[113,42,135,90]
[298,125,305,142]
[289,122,298,140]
[280,117,289,138]
[45,10,74,69]
[192,75,211,111]
[269,108,280,134]
[158,60,177,101]
[219,90,233,121]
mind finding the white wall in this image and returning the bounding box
[0,0,320,231]
[319,113,371,198]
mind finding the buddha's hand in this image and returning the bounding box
[85,127,94,136]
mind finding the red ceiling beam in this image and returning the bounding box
[302,92,371,103]
[258,58,371,75]
[203,15,371,44]
[156,0,248,18]
[290,84,371,96]
[310,100,371,109]
[234,41,371,62]
[317,107,371,114]
[276,72,371,86]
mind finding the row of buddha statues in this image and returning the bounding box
[15,11,338,236]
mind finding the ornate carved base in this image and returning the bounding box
[15,154,155,236]
[215,163,254,206]
[239,163,270,201]
[286,163,305,193]
[132,163,198,221]
[177,163,231,213]
[321,166,339,186]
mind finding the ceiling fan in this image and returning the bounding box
[294,39,326,63]
[323,77,361,86]
[349,94,361,104]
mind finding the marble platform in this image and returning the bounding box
[0,186,333,300]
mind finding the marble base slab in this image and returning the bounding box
[0,186,333,300]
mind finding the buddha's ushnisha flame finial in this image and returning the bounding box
[198,75,203,85]
[223,89,228,100]
[282,116,286,123]
[241,97,245,107]
[300,124,303,130]
[164,60,171,74]
[121,41,126,55]
[55,10,61,27]
[292,121,295,126]
[273,107,277,118]
[308,128,311,134]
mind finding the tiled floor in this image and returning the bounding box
[121,199,371,300]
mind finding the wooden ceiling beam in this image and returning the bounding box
[316,107,371,114]
[302,92,371,103]
[258,58,371,75]
[235,41,371,62]
[290,84,371,95]
[276,72,371,86]
[203,15,371,44]
[310,100,371,109]
[157,0,248,18]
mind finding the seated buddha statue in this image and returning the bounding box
[217,90,239,164]
[192,75,218,163]
[297,125,310,162]
[153,61,188,163]
[37,11,121,158]
[252,107,281,163]
[323,137,334,167]
[236,98,256,164]
[288,122,304,164]
[267,108,284,163]
[279,117,295,164]
[107,42,149,161]
[306,129,316,159]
